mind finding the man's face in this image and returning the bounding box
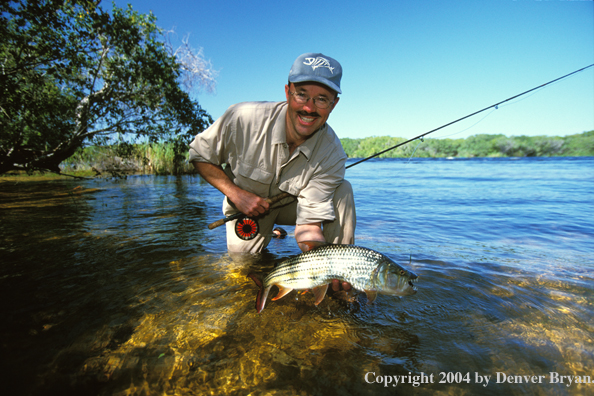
[285,82,339,144]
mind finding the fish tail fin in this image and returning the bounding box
[248,272,263,288]
[248,273,271,313]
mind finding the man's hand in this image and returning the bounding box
[331,279,352,292]
[193,161,270,217]
[232,189,270,218]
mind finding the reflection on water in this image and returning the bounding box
[1,161,593,395]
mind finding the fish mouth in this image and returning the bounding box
[407,278,419,294]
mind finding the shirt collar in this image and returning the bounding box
[271,103,287,146]
[296,124,325,160]
[272,102,325,161]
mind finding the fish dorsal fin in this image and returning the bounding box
[271,285,293,301]
[312,284,329,305]
[365,290,378,305]
[300,240,328,251]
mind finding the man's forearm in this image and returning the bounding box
[192,161,239,200]
[192,161,270,217]
[295,223,325,252]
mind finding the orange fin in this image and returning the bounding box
[271,285,293,301]
[312,284,329,305]
[365,290,378,304]
[300,240,328,252]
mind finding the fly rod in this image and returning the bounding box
[208,63,594,230]
[347,63,594,169]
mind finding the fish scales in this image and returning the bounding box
[263,245,392,290]
[248,244,418,313]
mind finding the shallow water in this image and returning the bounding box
[1,157,593,395]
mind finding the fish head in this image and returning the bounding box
[375,261,418,296]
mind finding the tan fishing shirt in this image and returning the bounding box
[188,101,347,224]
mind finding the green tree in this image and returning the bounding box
[0,0,214,174]
[420,138,463,157]
[458,134,506,157]
[340,138,361,157]
[561,130,594,156]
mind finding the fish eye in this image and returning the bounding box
[400,270,406,275]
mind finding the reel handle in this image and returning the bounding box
[207,192,293,230]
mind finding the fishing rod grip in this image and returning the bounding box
[207,191,294,230]
[207,212,242,230]
[265,191,292,205]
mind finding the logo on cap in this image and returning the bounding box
[303,57,335,74]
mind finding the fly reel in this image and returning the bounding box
[234,215,259,240]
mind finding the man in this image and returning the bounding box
[189,53,356,257]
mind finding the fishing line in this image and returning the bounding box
[406,137,425,163]
[498,75,570,109]
[437,108,498,139]
[440,74,571,139]
[345,63,594,169]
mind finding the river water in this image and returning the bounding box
[0,157,592,395]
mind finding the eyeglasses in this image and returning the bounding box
[288,91,335,109]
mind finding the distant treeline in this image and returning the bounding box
[340,131,594,159]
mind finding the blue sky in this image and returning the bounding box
[103,0,593,140]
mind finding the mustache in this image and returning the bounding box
[297,111,320,117]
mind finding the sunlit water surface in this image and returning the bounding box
[1,157,592,395]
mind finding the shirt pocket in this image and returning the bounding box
[234,160,274,197]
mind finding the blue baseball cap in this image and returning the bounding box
[288,53,342,94]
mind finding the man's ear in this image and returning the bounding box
[331,96,340,110]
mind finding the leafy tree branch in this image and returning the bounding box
[0,0,215,174]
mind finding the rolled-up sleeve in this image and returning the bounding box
[188,105,236,165]
[296,146,346,224]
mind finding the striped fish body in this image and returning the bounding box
[248,244,418,313]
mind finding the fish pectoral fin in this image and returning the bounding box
[271,285,293,301]
[365,290,378,305]
[312,284,329,305]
